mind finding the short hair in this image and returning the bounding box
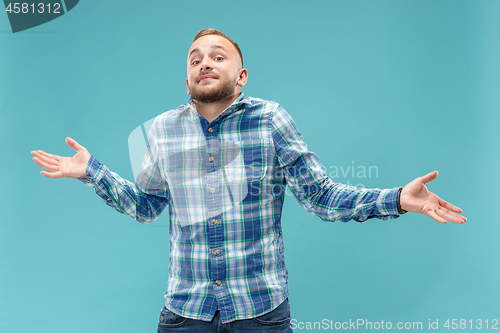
[193,29,243,67]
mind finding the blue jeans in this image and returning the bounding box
[157,298,293,333]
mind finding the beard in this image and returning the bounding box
[189,77,237,104]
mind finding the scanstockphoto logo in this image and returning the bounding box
[4,0,79,33]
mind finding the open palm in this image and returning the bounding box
[31,137,91,179]
[400,171,466,224]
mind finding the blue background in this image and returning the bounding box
[1,0,499,332]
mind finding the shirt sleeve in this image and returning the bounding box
[271,105,401,222]
[76,118,169,223]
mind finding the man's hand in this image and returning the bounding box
[400,171,466,224]
[31,137,91,179]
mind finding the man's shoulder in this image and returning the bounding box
[239,96,285,120]
[157,103,190,119]
[241,96,294,123]
[241,96,280,109]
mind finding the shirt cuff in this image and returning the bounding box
[376,187,402,218]
[76,155,102,187]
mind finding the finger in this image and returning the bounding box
[66,137,84,153]
[436,208,466,224]
[420,170,438,184]
[36,150,61,161]
[438,197,463,213]
[427,210,447,224]
[32,152,59,166]
[33,157,60,172]
[40,170,63,178]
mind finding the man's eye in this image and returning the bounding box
[214,57,223,61]
[192,60,200,65]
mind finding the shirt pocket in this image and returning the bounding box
[221,139,268,184]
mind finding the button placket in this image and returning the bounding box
[203,122,228,300]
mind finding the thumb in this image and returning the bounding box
[65,137,85,153]
[421,170,438,184]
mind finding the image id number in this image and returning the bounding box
[5,3,61,14]
[444,319,498,330]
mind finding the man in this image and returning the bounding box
[31,29,467,333]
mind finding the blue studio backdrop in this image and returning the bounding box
[1,1,499,332]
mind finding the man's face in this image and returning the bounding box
[186,35,246,104]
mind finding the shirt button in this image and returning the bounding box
[214,249,219,255]
[86,178,92,181]
[212,219,218,225]
[210,187,215,193]
[215,279,221,286]
[106,198,111,201]
[208,156,214,162]
[208,127,214,133]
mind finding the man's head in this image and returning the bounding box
[186,29,248,104]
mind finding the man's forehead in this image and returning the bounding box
[189,44,227,58]
[188,35,237,57]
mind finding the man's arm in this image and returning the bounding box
[31,135,169,223]
[271,106,466,224]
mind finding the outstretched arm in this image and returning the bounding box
[400,171,467,224]
[31,137,90,179]
[31,136,168,223]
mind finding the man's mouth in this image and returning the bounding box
[199,74,217,82]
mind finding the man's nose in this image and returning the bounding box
[200,57,213,71]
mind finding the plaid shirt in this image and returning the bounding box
[79,94,401,324]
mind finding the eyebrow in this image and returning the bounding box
[189,44,228,58]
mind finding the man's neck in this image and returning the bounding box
[192,92,241,123]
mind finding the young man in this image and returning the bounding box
[31,29,466,333]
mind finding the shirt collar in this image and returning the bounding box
[176,93,254,117]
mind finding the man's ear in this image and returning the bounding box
[237,68,248,88]
[186,78,190,95]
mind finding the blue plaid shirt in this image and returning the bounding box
[78,94,401,324]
